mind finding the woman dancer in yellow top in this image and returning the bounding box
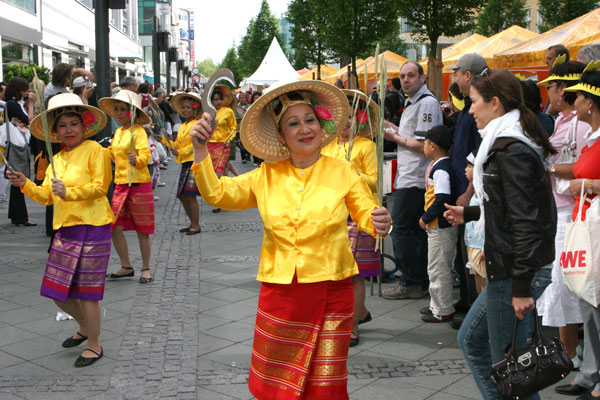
[8,93,112,367]
[99,90,154,283]
[190,80,392,400]
[168,92,203,234]
[321,89,379,347]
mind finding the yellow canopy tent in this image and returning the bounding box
[299,65,338,80]
[494,8,600,68]
[419,33,488,73]
[358,51,409,80]
[444,25,539,69]
[324,57,372,83]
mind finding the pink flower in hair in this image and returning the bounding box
[356,109,369,124]
[81,111,95,127]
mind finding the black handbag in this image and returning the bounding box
[489,307,573,400]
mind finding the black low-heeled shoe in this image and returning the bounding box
[62,332,88,348]
[139,268,153,283]
[179,227,191,233]
[555,383,590,396]
[106,267,134,279]
[74,347,103,368]
[358,311,372,325]
[349,334,360,347]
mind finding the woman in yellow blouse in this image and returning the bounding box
[168,92,202,234]
[7,93,111,367]
[190,80,392,400]
[321,89,379,347]
[98,90,154,283]
[207,85,237,213]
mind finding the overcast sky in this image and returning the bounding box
[175,0,291,64]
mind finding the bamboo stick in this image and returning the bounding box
[32,70,56,178]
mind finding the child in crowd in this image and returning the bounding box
[464,152,486,294]
[418,125,458,323]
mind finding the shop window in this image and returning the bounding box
[2,0,36,13]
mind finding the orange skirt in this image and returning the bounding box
[249,276,353,400]
[207,142,231,175]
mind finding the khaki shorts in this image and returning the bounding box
[466,247,486,279]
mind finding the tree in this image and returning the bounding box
[398,0,483,98]
[315,0,401,84]
[538,0,597,32]
[237,0,283,78]
[476,0,528,36]
[291,48,309,70]
[287,0,331,80]
[196,58,218,78]
[363,21,407,58]
[220,46,242,86]
[4,63,50,83]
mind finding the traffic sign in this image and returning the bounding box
[192,67,199,75]
[192,75,200,84]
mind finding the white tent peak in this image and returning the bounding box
[242,38,299,90]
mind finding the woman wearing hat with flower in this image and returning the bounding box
[7,93,111,367]
[189,80,392,399]
[168,91,203,234]
[321,89,379,347]
[99,90,154,283]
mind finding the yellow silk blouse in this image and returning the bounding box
[21,140,114,230]
[108,124,151,184]
[164,118,198,163]
[208,107,237,143]
[321,135,377,194]
[192,155,377,284]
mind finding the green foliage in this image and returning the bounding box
[292,48,309,70]
[538,0,598,32]
[4,63,50,83]
[288,0,331,79]
[398,0,483,58]
[476,0,528,36]
[363,20,407,58]
[237,0,283,78]
[316,0,401,74]
[220,46,242,87]
[196,58,218,78]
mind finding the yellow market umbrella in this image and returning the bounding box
[494,8,600,68]
[358,51,409,80]
[324,57,373,83]
[420,33,489,73]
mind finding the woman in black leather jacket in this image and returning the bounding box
[444,69,556,400]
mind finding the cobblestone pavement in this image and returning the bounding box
[0,156,575,399]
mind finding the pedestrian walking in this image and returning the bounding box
[99,90,154,283]
[321,89,379,347]
[190,80,392,400]
[7,93,111,367]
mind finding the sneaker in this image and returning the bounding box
[153,196,159,201]
[422,313,454,323]
[382,284,427,300]
[419,306,432,315]
[157,181,166,187]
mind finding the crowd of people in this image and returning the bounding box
[0,41,599,400]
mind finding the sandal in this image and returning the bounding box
[107,266,134,279]
[358,311,372,325]
[74,347,103,368]
[349,332,360,347]
[62,331,88,348]
[186,227,201,235]
[139,268,153,284]
[179,227,191,233]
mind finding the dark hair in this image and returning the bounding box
[391,77,401,90]
[471,69,555,157]
[401,61,424,76]
[549,61,586,105]
[251,92,262,103]
[138,82,151,94]
[520,80,542,114]
[211,91,223,101]
[51,63,74,87]
[271,91,316,129]
[73,86,83,96]
[52,111,82,132]
[548,44,570,61]
[0,82,5,92]
[580,70,600,111]
[448,82,464,101]
[4,77,29,100]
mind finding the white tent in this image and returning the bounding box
[241,38,299,91]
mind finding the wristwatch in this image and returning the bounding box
[549,164,556,176]
[588,179,594,195]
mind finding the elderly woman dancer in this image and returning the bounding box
[444,69,556,400]
[190,80,392,400]
[99,90,154,283]
[321,89,379,347]
[536,60,589,369]
[555,64,600,400]
[168,91,203,234]
[7,93,111,367]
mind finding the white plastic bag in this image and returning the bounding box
[561,180,600,306]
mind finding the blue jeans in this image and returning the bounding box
[457,269,550,400]
[391,188,428,286]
